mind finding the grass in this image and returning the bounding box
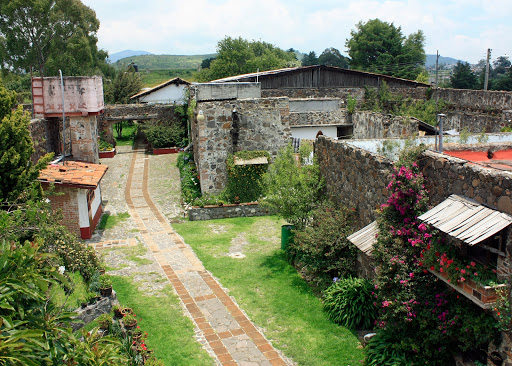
[173,216,364,366]
[97,212,130,230]
[111,276,213,366]
[139,69,198,87]
[114,121,137,146]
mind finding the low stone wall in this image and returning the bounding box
[289,110,347,126]
[188,203,269,221]
[352,111,418,139]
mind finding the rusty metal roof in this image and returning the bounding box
[347,221,378,255]
[418,194,512,245]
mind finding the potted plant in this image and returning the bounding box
[97,313,112,330]
[112,305,123,319]
[122,313,138,330]
[99,275,113,297]
[98,138,116,158]
[121,307,134,316]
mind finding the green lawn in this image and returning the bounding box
[111,276,213,366]
[140,69,198,87]
[174,216,364,366]
[114,122,137,146]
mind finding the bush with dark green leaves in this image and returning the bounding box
[289,202,357,282]
[364,330,413,366]
[323,277,378,330]
[146,124,187,149]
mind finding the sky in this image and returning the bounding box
[81,0,512,64]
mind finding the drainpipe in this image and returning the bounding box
[59,70,66,162]
[438,113,446,153]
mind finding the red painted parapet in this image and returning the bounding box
[32,76,104,118]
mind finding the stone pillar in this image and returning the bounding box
[68,115,99,163]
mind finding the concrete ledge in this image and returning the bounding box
[188,202,270,221]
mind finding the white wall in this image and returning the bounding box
[77,190,89,229]
[91,186,102,219]
[291,126,338,140]
[139,84,187,104]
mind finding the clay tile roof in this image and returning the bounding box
[38,161,108,189]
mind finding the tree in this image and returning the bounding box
[346,19,426,79]
[104,66,143,104]
[261,143,324,230]
[301,51,318,66]
[493,56,511,76]
[0,0,112,77]
[318,48,349,68]
[0,101,53,202]
[197,37,297,81]
[450,61,478,89]
[200,57,215,69]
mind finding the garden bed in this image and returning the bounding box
[99,148,116,158]
[428,268,507,309]
[153,147,180,155]
[188,202,269,221]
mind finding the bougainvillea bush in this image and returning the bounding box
[367,152,497,365]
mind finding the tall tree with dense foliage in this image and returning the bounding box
[450,61,478,89]
[197,36,298,81]
[0,87,53,202]
[301,51,318,66]
[0,0,112,77]
[318,48,349,68]
[104,66,143,104]
[346,19,426,80]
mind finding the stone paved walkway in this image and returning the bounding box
[91,143,289,366]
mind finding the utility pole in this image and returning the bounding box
[435,51,439,151]
[484,48,491,90]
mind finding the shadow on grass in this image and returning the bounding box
[260,249,315,297]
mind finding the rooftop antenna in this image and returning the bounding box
[59,69,66,162]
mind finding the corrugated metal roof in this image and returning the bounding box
[418,194,512,245]
[347,221,378,255]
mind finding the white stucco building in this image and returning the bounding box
[130,77,191,104]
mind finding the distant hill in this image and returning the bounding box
[108,50,153,63]
[113,54,217,70]
[426,54,465,67]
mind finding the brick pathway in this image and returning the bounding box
[106,143,289,366]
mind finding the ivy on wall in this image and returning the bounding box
[225,151,270,203]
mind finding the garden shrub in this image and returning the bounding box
[323,277,377,329]
[290,202,357,282]
[176,152,201,203]
[225,150,270,203]
[145,124,187,149]
[0,199,101,281]
[364,330,413,366]
[261,143,324,230]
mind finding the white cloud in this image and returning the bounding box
[82,0,512,63]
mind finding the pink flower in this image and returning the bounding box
[470,262,476,267]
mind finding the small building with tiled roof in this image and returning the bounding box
[130,77,191,104]
[39,160,108,239]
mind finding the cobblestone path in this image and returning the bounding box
[95,144,289,366]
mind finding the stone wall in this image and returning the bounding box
[289,110,348,126]
[29,118,60,163]
[98,104,182,144]
[352,111,418,139]
[188,203,269,221]
[315,136,394,227]
[192,97,291,194]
